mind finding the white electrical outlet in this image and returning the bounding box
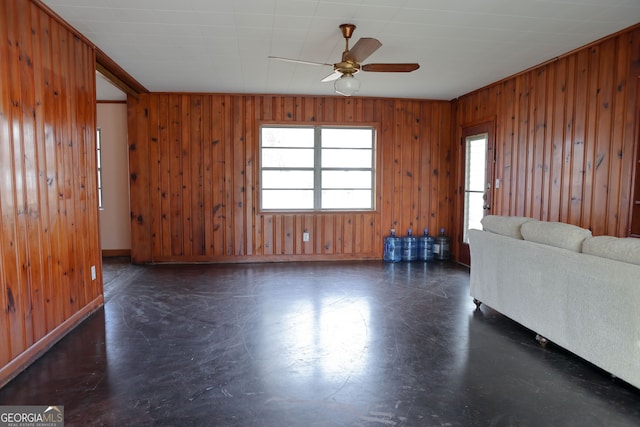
[91,265,96,281]
[303,232,310,242]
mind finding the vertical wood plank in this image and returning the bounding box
[284,215,294,255]
[245,96,256,256]
[147,91,161,258]
[592,40,615,235]
[570,49,589,226]
[224,95,234,256]
[418,102,431,230]
[158,94,171,256]
[50,14,71,323]
[561,55,577,224]
[180,96,193,257]
[582,45,600,229]
[263,215,273,255]
[169,95,183,256]
[379,100,395,235]
[59,17,74,316]
[190,95,204,255]
[622,30,640,236]
[608,34,630,235]
[232,96,245,256]
[19,0,43,345]
[548,58,566,222]
[202,96,213,256]
[36,6,58,335]
[430,102,443,232]
[1,0,25,361]
[533,67,547,219]
[505,80,518,216]
[211,95,226,257]
[129,94,151,262]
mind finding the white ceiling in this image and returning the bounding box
[44,0,640,100]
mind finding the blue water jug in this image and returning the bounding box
[418,228,434,261]
[383,229,402,262]
[401,228,418,262]
[433,227,451,261]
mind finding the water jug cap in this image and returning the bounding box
[408,228,412,235]
[423,228,428,235]
[391,228,396,235]
[440,227,445,235]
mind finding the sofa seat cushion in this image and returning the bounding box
[582,236,640,266]
[480,215,535,239]
[520,221,592,252]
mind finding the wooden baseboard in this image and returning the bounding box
[0,295,104,388]
[145,253,382,264]
[102,249,131,257]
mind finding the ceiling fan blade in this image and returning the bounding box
[345,38,382,63]
[361,63,420,72]
[321,70,342,82]
[268,56,332,67]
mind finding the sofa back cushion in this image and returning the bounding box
[480,215,534,239]
[582,236,640,266]
[520,221,592,252]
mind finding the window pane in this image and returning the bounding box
[322,190,372,209]
[322,128,373,148]
[322,149,371,168]
[96,128,103,209]
[262,190,314,210]
[262,127,314,148]
[465,135,487,192]
[262,148,314,168]
[464,191,485,243]
[322,170,371,189]
[262,170,314,189]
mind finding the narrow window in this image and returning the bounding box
[463,133,488,243]
[96,128,103,209]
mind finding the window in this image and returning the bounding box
[96,128,103,209]
[463,133,488,243]
[260,125,375,211]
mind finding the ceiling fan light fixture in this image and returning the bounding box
[334,73,360,96]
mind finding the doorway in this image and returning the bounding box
[96,72,131,257]
[459,121,495,265]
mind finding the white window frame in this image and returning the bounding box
[259,125,376,212]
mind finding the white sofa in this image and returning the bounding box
[468,215,640,389]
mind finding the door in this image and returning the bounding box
[630,76,640,237]
[459,122,494,265]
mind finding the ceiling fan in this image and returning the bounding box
[269,23,420,96]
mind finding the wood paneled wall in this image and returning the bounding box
[455,25,640,237]
[128,95,454,263]
[0,0,103,386]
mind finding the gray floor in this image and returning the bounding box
[0,259,639,426]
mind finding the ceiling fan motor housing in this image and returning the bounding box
[335,60,360,75]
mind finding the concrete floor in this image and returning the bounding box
[0,259,639,426]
